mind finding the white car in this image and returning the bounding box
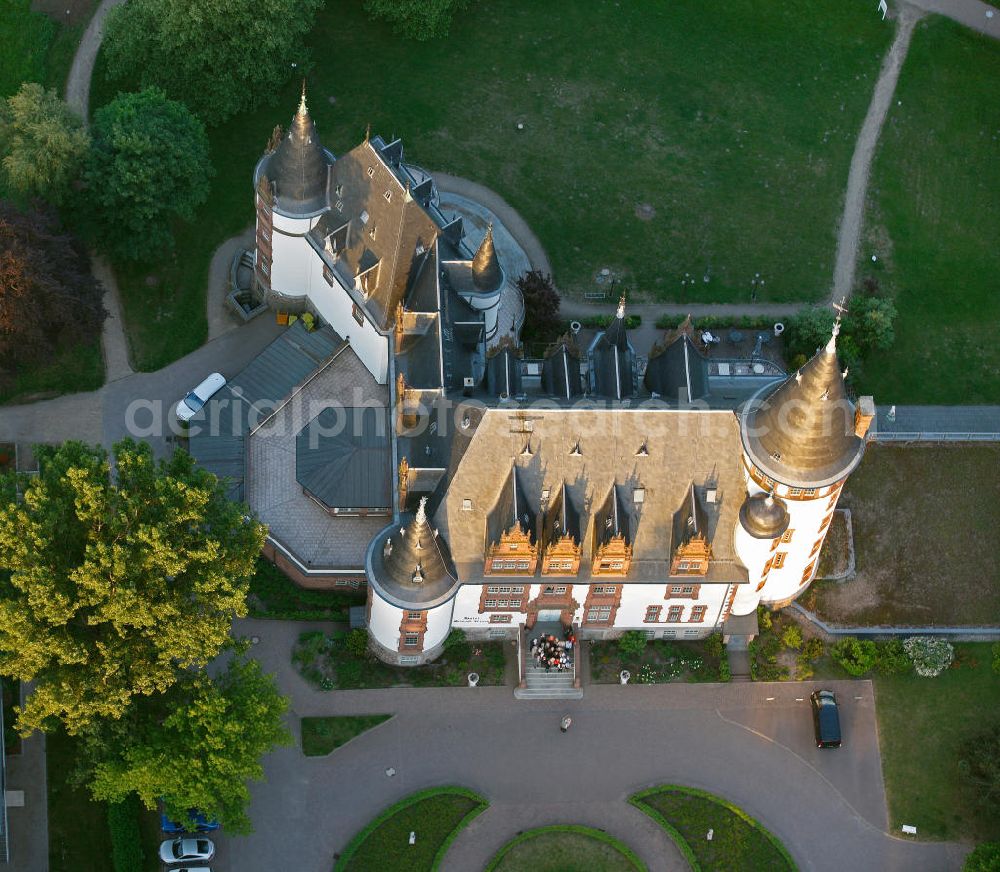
[159,837,216,864]
[175,373,226,422]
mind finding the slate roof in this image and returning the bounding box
[262,89,332,215]
[645,333,709,403]
[672,483,709,551]
[434,408,749,584]
[542,482,582,548]
[542,341,583,399]
[741,327,865,488]
[296,406,392,510]
[589,312,636,399]
[188,323,345,500]
[486,464,537,548]
[380,498,457,589]
[593,483,631,554]
[486,345,522,398]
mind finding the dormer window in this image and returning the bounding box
[367,166,375,178]
[360,209,369,225]
[335,200,343,212]
[335,184,343,197]
[384,190,392,202]
[369,225,377,240]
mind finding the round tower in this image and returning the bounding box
[365,497,461,665]
[252,83,334,299]
[459,223,506,342]
[735,318,874,607]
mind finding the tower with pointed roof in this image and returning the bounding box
[735,313,875,608]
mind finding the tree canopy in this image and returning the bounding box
[103,0,323,123]
[85,656,290,833]
[86,88,212,260]
[0,82,90,204]
[0,201,105,375]
[363,0,468,41]
[0,440,266,736]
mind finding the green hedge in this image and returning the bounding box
[654,314,779,331]
[629,785,797,872]
[107,795,145,872]
[484,824,646,871]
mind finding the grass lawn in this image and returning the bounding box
[0,337,104,405]
[855,18,1000,403]
[809,445,1000,626]
[293,631,507,690]
[248,557,365,621]
[487,826,644,872]
[873,643,1000,841]
[47,729,114,872]
[816,510,850,579]
[335,787,486,871]
[631,785,795,871]
[300,714,391,757]
[90,0,891,370]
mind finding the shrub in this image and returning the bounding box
[345,629,370,659]
[965,842,1000,872]
[903,636,954,677]
[703,632,725,660]
[107,795,144,872]
[831,637,878,676]
[780,625,803,651]
[801,638,825,662]
[795,655,814,681]
[757,606,773,632]
[718,660,731,682]
[958,723,1000,814]
[617,630,648,661]
[874,639,912,676]
[444,628,467,650]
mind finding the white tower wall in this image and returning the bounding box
[367,590,456,664]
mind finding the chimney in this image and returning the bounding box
[854,395,876,439]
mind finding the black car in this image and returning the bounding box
[810,690,842,748]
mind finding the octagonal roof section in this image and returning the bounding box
[296,405,392,512]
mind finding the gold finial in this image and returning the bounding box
[616,294,626,319]
[298,79,308,115]
[364,122,371,144]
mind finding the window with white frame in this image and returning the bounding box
[586,605,612,622]
[666,605,683,622]
[543,585,568,595]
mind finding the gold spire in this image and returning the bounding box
[472,223,502,291]
[298,79,308,116]
[364,122,371,144]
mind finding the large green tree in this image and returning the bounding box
[84,656,290,833]
[103,0,323,123]
[0,440,266,736]
[0,82,90,204]
[86,88,212,260]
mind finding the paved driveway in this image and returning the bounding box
[216,621,965,872]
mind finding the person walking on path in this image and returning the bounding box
[560,715,572,733]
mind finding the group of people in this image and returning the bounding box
[530,631,575,672]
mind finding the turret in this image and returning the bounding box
[472,223,503,292]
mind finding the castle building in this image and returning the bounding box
[192,92,876,673]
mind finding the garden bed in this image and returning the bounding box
[486,825,644,872]
[590,633,727,684]
[630,785,796,871]
[334,787,487,872]
[248,558,364,621]
[293,630,507,690]
[816,510,851,579]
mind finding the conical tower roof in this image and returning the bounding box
[266,83,329,215]
[382,497,454,588]
[740,321,865,488]
[472,224,503,291]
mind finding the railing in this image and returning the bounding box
[572,623,582,689]
[872,431,1000,443]
[517,624,527,689]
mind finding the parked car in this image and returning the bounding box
[159,838,216,864]
[175,372,226,422]
[810,689,842,748]
[174,868,212,872]
[160,809,221,834]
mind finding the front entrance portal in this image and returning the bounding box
[536,609,562,623]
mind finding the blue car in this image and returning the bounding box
[160,809,221,834]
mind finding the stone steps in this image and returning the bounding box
[515,663,583,699]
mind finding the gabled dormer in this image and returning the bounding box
[485,465,538,575]
[541,483,581,576]
[592,483,632,577]
[670,484,712,576]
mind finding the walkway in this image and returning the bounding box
[907,0,1000,38]
[832,6,920,301]
[217,618,966,872]
[871,404,1000,440]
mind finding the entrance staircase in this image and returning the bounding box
[726,636,752,682]
[514,663,583,700]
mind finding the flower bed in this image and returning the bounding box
[590,634,725,684]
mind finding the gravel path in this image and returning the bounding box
[832,6,921,302]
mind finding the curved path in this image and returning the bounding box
[212,618,967,872]
[832,6,921,301]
